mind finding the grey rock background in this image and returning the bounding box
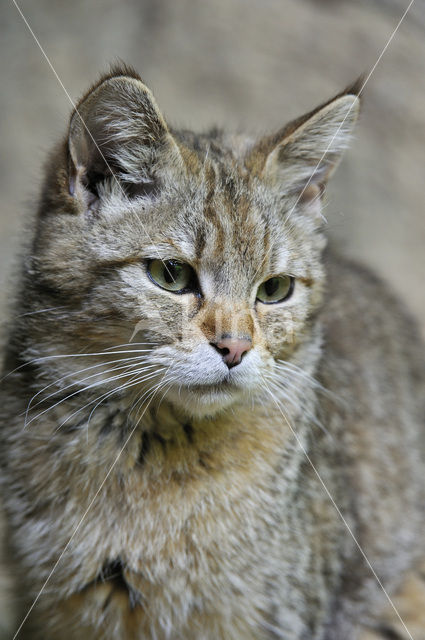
[0,0,424,635]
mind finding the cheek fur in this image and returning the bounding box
[256,283,316,355]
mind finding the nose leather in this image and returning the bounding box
[212,336,252,368]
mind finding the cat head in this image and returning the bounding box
[31,65,360,419]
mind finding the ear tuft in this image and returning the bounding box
[75,63,144,107]
[340,75,365,101]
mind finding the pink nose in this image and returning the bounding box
[211,336,252,368]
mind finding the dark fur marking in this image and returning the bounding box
[153,433,166,450]
[94,256,145,271]
[198,453,212,471]
[32,279,66,301]
[203,163,216,223]
[99,408,122,438]
[98,559,140,611]
[195,227,207,260]
[79,558,127,596]
[62,416,90,434]
[299,276,314,288]
[138,431,151,465]
[14,357,42,391]
[183,422,194,444]
[101,559,128,590]
[32,392,81,412]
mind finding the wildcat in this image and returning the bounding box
[0,64,424,639]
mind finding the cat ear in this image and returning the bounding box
[68,65,183,210]
[249,81,361,216]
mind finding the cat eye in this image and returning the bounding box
[256,275,294,304]
[147,259,197,294]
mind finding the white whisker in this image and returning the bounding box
[56,368,163,433]
[130,370,171,423]
[263,371,329,436]
[83,369,164,433]
[16,306,66,318]
[0,348,157,384]
[24,355,153,418]
[275,359,333,397]
[25,365,159,429]
[102,342,158,351]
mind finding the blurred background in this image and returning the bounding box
[1,0,425,334]
[0,0,424,635]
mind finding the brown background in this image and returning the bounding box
[0,0,424,634]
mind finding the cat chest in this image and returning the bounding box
[58,461,281,638]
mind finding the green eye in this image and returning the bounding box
[147,259,196,293]
[256,275,294,304]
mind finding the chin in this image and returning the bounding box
[164,383,245,419]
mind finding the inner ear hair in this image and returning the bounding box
[249,78,362,196]
[67,65,181,210]
[298,183,323,205]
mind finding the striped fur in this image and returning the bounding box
[0,66,423,639]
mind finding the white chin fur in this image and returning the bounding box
[164,384,244,418]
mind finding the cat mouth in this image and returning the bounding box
[166,378,241,417]
[169,376,242,401]
[180,379,235,394]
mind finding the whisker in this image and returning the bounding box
[25,355,154,417]
[129,370,171,423]
[83,369,164,433]
[102,342,159,351]
[263,373,329,437]
[275,359,338,401]
[25,365,159,429]
[56,368,165,433]
[16,306,67,318]
[152,375,174,415]
[133,379,167,431]
[0,349,157,384]
[275,360,324,387]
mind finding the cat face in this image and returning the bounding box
[31,67,359,418]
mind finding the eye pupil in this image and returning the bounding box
[147,259,198,294]
[256,275,294,304]
[265,278,278,296]
[164,262,179,284]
